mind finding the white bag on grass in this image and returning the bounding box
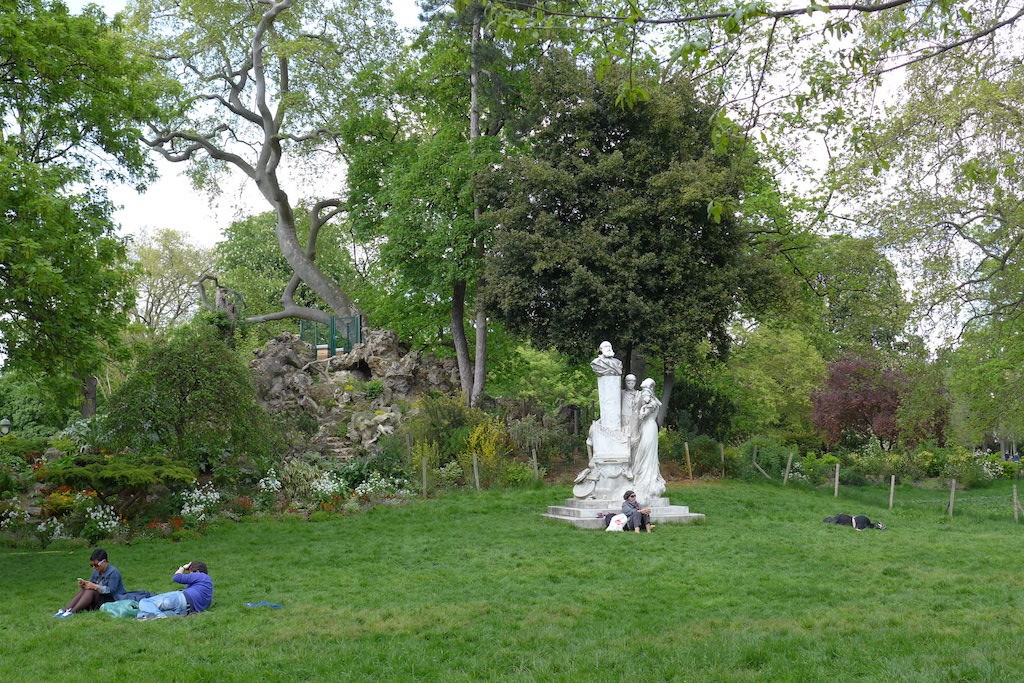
[605,513,628,531]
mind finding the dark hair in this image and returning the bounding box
[90,549,108,562]
[189,561,208,575]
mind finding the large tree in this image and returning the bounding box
[482,55,763,415]
[830,14,1024,343]
[1,1,161,387]
[130,228,213,336]
[128,0,402,325]
[811,355,906,450]
[341,0,541,405]
[721,324,826,444]
[947,317,1024,450]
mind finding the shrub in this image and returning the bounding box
[940,445,988,488]
[500,460,539,487]
[0,434,48,464]
[364,380,385,400]
[40,452,196,519]
[401,394,486,465]
[794,451,839,485]
[431,460,464,489]
[735,437,794,480]
[458,418,512,489]
[104,321,282,487]
[912,448,945,478]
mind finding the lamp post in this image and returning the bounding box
[0,417,10,436]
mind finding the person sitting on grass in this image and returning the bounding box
[54,548,127,618]
[136,561,213,619]
[622,490,653,533]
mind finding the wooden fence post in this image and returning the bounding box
[684,442,693,480]
[719,443,726,479]
[834,463,840,497]
[783,452,793,485]
[889,475,896,510]
[472,453,481,491]
[751,445,771,480]
[532,447,540,480]
[947,478,956,517]
[1014,485,1020,524]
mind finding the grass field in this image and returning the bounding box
[3,479,1023,682]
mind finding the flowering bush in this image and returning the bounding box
[225,496,254,515]
[81,503,122,544]
[354,471,411,502]
[431,460,463,489]
[180,483,221,524]
[1,499,29,531]
[40,486,78,517]
[36,517,68,544]
[309,472,349,503]
[256,468,283,509]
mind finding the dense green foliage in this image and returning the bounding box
[483,56,761,373]
[129,228,211,336]
[5,481,1024,680]
[104,321,280,486]
[1,0,164,384]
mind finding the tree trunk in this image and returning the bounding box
[628,345,646,383]
[260,177,357,320]
[464,7,488,407]
[658,368,675,427]
[470,275,487,407]
[452,279,474,401]
[81,376,98,419]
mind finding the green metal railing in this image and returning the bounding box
[299,315,362,357]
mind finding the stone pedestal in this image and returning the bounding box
[596,375,622,430]
[544,495,705,529]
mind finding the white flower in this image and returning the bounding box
[258,469,282,492]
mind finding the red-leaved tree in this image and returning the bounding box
[811,355,906,449]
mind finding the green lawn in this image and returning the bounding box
[4,480,1023,682]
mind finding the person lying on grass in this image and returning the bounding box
[823,514,886,530]
[136,561,213,620]
[54,548,128,618]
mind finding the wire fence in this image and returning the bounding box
[816,462,1024,522]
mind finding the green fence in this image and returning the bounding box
[299,315,362,357]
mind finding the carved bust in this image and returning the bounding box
[590,340,623,376]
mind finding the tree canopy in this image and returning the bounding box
[482,55,765,405]
[1,0,162,384]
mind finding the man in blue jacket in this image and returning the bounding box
[136,561,214,619]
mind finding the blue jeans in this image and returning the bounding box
[137,590,188,619]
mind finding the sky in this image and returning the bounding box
[65,0,421,248]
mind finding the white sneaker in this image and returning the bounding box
[53,609,67,618]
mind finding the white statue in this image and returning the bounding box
[620,373,640,443]
[631,378,666,501]
[573,341,630,499]
[590,340,623,376]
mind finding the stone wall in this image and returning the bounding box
[250,329,460,461]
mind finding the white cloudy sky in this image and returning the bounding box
[65,0,420,248]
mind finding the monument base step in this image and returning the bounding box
[543,497,705,529]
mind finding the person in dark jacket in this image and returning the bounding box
[622,490,653,533]
[136,561,214,619]
[823,513,886,530]
[54,548,128,618]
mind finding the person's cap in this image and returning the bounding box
[623,490,635,500]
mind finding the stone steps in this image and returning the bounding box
[544,496,705,529]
